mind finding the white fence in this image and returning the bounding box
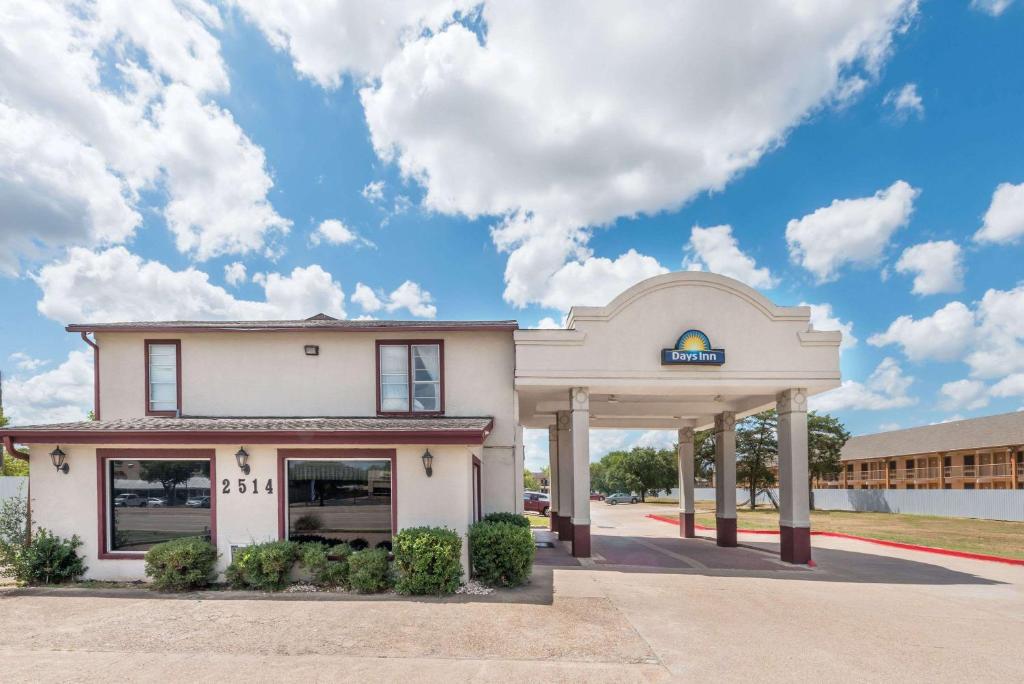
[0,476,28,502]
[656,486,1024,522]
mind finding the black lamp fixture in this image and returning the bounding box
[421,449,434,477]
[50,445,69,474]
[235,446,250,475]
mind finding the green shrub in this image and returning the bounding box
[144,537,218,592]
[347,548,392,593]
[299,542,352,588]
[0,485,29,575]
[14,529,86,585]
[469,521,535,587]
[293,514,322,531]
[393,527,462,595]
[225,540,299,591]
[481,512,530,529]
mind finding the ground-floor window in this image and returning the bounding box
[285,457,393,548]
[100,451,214,555]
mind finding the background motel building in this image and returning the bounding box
[0,272,841,579]
[820,412,1024,491]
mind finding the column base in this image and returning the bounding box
[549,512,559,532]
[679,512,695,538]
[716,516,737,547]
[780,525,812,564]
[557,514,573,541]
[571,523,591,558]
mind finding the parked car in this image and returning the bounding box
[146,497,167,507]
[523,491,550,516]
[589,492,605,501]
[185,496,210,508]
[113,493,147,507]
[604,492,639,505]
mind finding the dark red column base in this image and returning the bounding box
[571,523,591,558]
[780,525,812,564]
[680,512,695,538]
[557,514,573,541]
[716,516,737,547]
[549,512,559,532]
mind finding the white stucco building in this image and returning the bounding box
[1,272,841,579]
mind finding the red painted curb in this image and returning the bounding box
[645,514,1024,567]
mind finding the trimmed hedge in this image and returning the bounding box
[469,521,535,587]
[481,512,530,529]
[299,542,352,588]
[348,548,392,593]
[144,537,218,592]
[393,526,462,595]
[226,540,300,591]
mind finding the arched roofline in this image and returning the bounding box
[565,271,810,327]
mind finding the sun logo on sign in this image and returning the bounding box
[677,330,711,352]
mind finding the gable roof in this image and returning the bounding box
[842,411,1024,461]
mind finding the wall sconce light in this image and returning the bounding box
[421,449,434,477]
[235,446,250,475]
[304,345,319,356]
[50,445,69,474]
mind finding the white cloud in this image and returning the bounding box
[970,0,1015,17]
[361,181,386,203]
[939,379,989,411]
[534,317,562,329]
[991,373,1024,398]
[810,357,916,412]
[0,1,289,273]
[802,302,858,350]
[973,181,1024,244]
[348,1,917,306]
[7,352,49,372]
[967,285,1024,378]
[877,422,901,432]
[683,225,777,289]
[350,280,437,318]
[883,83,924,120]
[868,301,975,362]
[536,249,668,312]
[633,430,677,451]
[224,262,247,287]
[310,219,371,247]
[4,350,94,424]
[34,247,346,323]
[894,240,964,295]
[786,180,919,282]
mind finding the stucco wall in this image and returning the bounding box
[96,330,516,445]
[27,442,480,581]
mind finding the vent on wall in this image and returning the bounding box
[304,345,319,356]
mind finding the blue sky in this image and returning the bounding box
[2,1,1023,468]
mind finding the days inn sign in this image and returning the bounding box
[661,329,725,366]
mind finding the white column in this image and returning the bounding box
[714,411,737,547]
[777,388,811,564]
[556,409,573,541]
[570,387,591,558]
[677,424,696,538]
[547,424,559,530]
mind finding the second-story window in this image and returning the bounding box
[146,340,180,416]
[377,341,443,414]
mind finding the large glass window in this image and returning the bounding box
[286,459,392,548]
[108,459,212,552]
[147,342,179,414]
[378,342,441,413]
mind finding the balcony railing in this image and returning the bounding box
[818,463,1023,487]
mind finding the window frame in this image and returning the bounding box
[374,339,445,416]
[96,448,216,560]
[276,449,398,540]
[144,339,182,417]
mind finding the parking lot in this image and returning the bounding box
[2,503,1022,682]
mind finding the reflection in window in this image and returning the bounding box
[287,460,392,547]
[378,343,441,413]
[108,459,212,552]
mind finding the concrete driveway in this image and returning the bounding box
[2,503,1022,683]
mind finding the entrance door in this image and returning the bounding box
[472,456,482,523]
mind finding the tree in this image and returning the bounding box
[523,470,541,492]
[694,429,715,482]
[736,411,778,510]
[139,461,200,505]
[0,403,28,477]
[602,447,676,501]
[807,411,850,508]
[590,460,612,495]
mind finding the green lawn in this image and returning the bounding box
[525,513,550,528]
[647,501,1024,560]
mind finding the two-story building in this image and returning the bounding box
[2,271,844,578]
